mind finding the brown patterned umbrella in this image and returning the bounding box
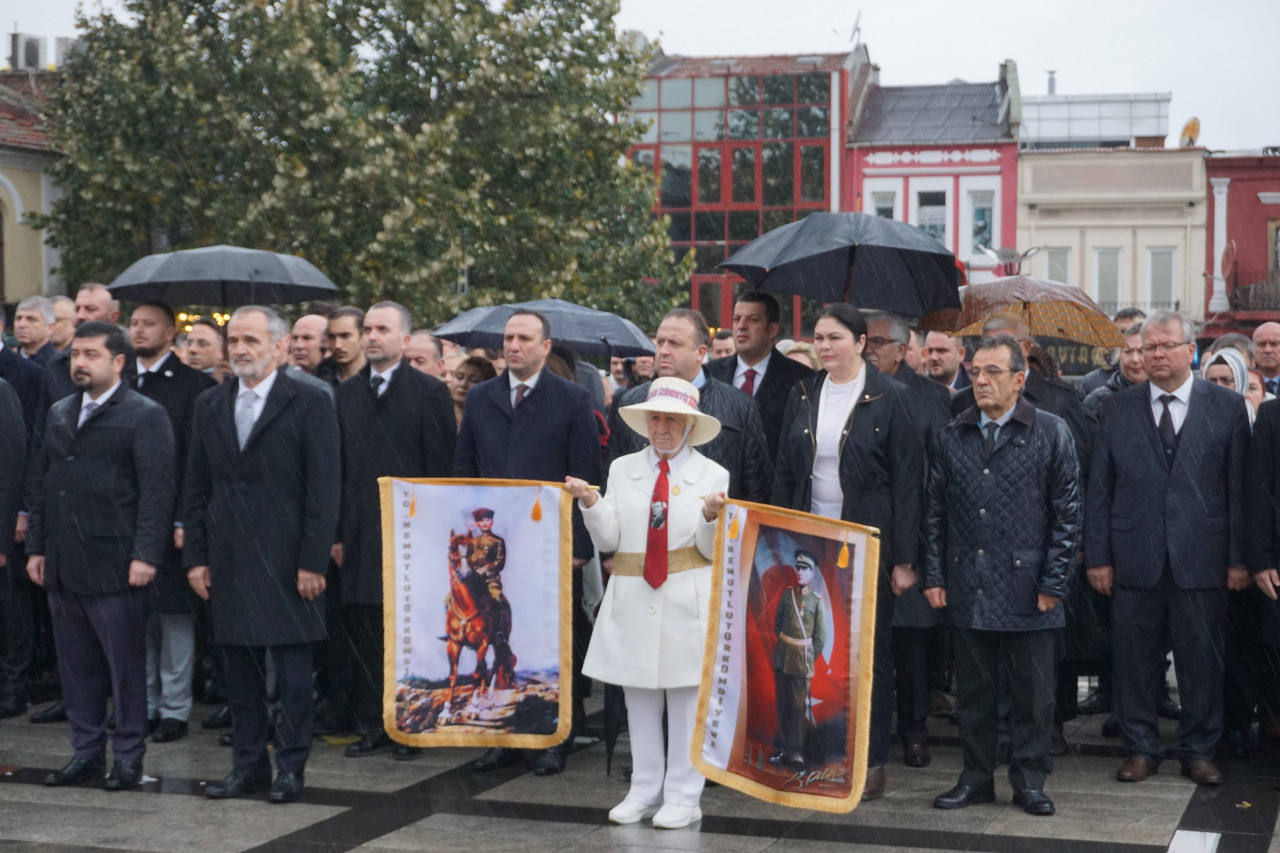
[922,274,1126,348]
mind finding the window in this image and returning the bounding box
[1149,248,1175,308]
[763,75,794,104]
[729,76,759,106]
[693,110,724,142]
[659,145,692,208]
[918,191,946,244]
[797,73,829,104]
[695,211,725,242]
[728,109,758,140]
[1095,248,1121,311]
[633,80,658,110]
[970,191,994,253]
[660,78,692,109]
[731,148,756,203]
[729,211,759,241]
[636,112,658,144]
[659,111,691,143]
[800,146,825,203]
[1046,248,1070,284]
[762,143,793,206]
[762,109,793,139]
[763,209,793,232]
[693,77,725,108]
[697,149,721,204]
[795,107,829,138]
[872,192,895,219]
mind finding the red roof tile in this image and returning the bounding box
[649,52,848,78]
[0,82,53,154]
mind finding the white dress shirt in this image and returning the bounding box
[136,350,173,385]
[238,367,279,426]
[370,360,399,396]
[79,379,122,426]
[509,368,541,407]
[733,351,772,396]
[1148,374,1194,434]
[811,364,866,519]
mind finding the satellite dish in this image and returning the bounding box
[995,247,1021,264]
[1180,117,1200,148]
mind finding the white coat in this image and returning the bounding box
[581,447,730,689]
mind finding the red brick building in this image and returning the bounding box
[1203,149,1280,336]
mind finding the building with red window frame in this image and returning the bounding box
[1202,149,1280,337]
[630,49,851,337]
[845,56,1021,287]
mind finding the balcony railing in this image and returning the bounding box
[1228,270,1280,312]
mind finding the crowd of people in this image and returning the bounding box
[1,283,1278,825]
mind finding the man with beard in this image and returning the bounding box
[184,306,339,804]
[26,322,175,791]
[324,307,366,387]
[129,302,215,743]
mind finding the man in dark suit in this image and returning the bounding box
[1086,310,1249,786]
[0,310,52,720]
[705,291,812,462]
[336,301,454,760]
[0,380,27,716]
[1243,398,1280,743]
[45,284,133,402]
[184,306,339,804]
[612,309,772,503]
[26,322,176,791]
[455,309,602,776]
[14,296,58,365]
[924,331,971,391]
[129,302,216,743]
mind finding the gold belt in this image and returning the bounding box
[611,546,710,577]
[779,634,813,647]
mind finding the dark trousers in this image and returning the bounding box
[1112,572,1224,764]
[773,670,809,757]
[0,555,35,697]
[341,603,383,735]
[868,575,894,767]
[953,626,1054,792]
[1223,589,1280,735]
[891,626,929,739]
[47,585,149,763]
[223,642,313,775]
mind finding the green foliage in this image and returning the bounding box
[32,0,690,331]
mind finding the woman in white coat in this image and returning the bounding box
[565,377,729,830]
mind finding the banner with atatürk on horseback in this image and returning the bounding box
[379,477,573,748]
[692,500,880,812]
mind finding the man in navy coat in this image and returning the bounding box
[1086,310,1249,787]
[455,309,602,776]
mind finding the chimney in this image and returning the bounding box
[1047,70,1056,95]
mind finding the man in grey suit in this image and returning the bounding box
[184,306,340,804]
[27,322,176,791]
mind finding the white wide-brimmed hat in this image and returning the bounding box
[620,377,721,447]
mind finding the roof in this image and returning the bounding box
[852,81,1011,145]
[649,52,847,78]
[0,84,52,154]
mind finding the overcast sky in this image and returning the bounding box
[13,0,1280,150]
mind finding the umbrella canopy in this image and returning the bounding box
[926,275,1126,348]
[108,245,339,307]
[432,298,654,357]
[719,212,961,318]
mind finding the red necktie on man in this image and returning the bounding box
[644,459,670,589]
[741,368,757,397]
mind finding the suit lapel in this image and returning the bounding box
[243,370,291,450]
[1169,380,1212,477]
[1132,381,1170,468]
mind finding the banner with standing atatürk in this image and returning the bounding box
[692,500,880,812]
[379,478,573,748]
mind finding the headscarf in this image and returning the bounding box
[1202,347,1253,424]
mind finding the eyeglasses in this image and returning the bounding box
[865,336,904,348]
[1139,341,1189,355]
[967,366,1019,380]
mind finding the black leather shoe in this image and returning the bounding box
[344,732,390,758]
[933,782,996,809]
[104,759,144,791]
[903,736,932,768]
[1013,788,1055,816]
[44,756,105,787]
[269,770,304,804]
[201,705,232,730]
[392,744,422,761]
[534,745,568,776]
[204,764,270,799]
[152,718,188,743]
[470,747,519,772]
[1077,691,1111,715]
[30,700,67,724]
[0,694,28,718]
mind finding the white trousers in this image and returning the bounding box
[145,613,195,721]
[623,685,705,808]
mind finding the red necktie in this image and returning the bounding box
[741,368,757,397]
[514,383,528,407]
[644,459,670,589]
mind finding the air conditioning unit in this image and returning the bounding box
[9,34,47,71]
[55,37,83,67]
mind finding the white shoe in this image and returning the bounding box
[608,799,659,824]
[651,803,702,829]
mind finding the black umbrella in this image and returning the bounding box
[108,245,339,306]
[720,212,961,318]
[433,298,654,357]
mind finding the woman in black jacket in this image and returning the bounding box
[771,303,926,801]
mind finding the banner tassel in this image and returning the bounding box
[409,486,416,518]
[728,511,739,539]
[837,535,849,569]
[531,486,542,521]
